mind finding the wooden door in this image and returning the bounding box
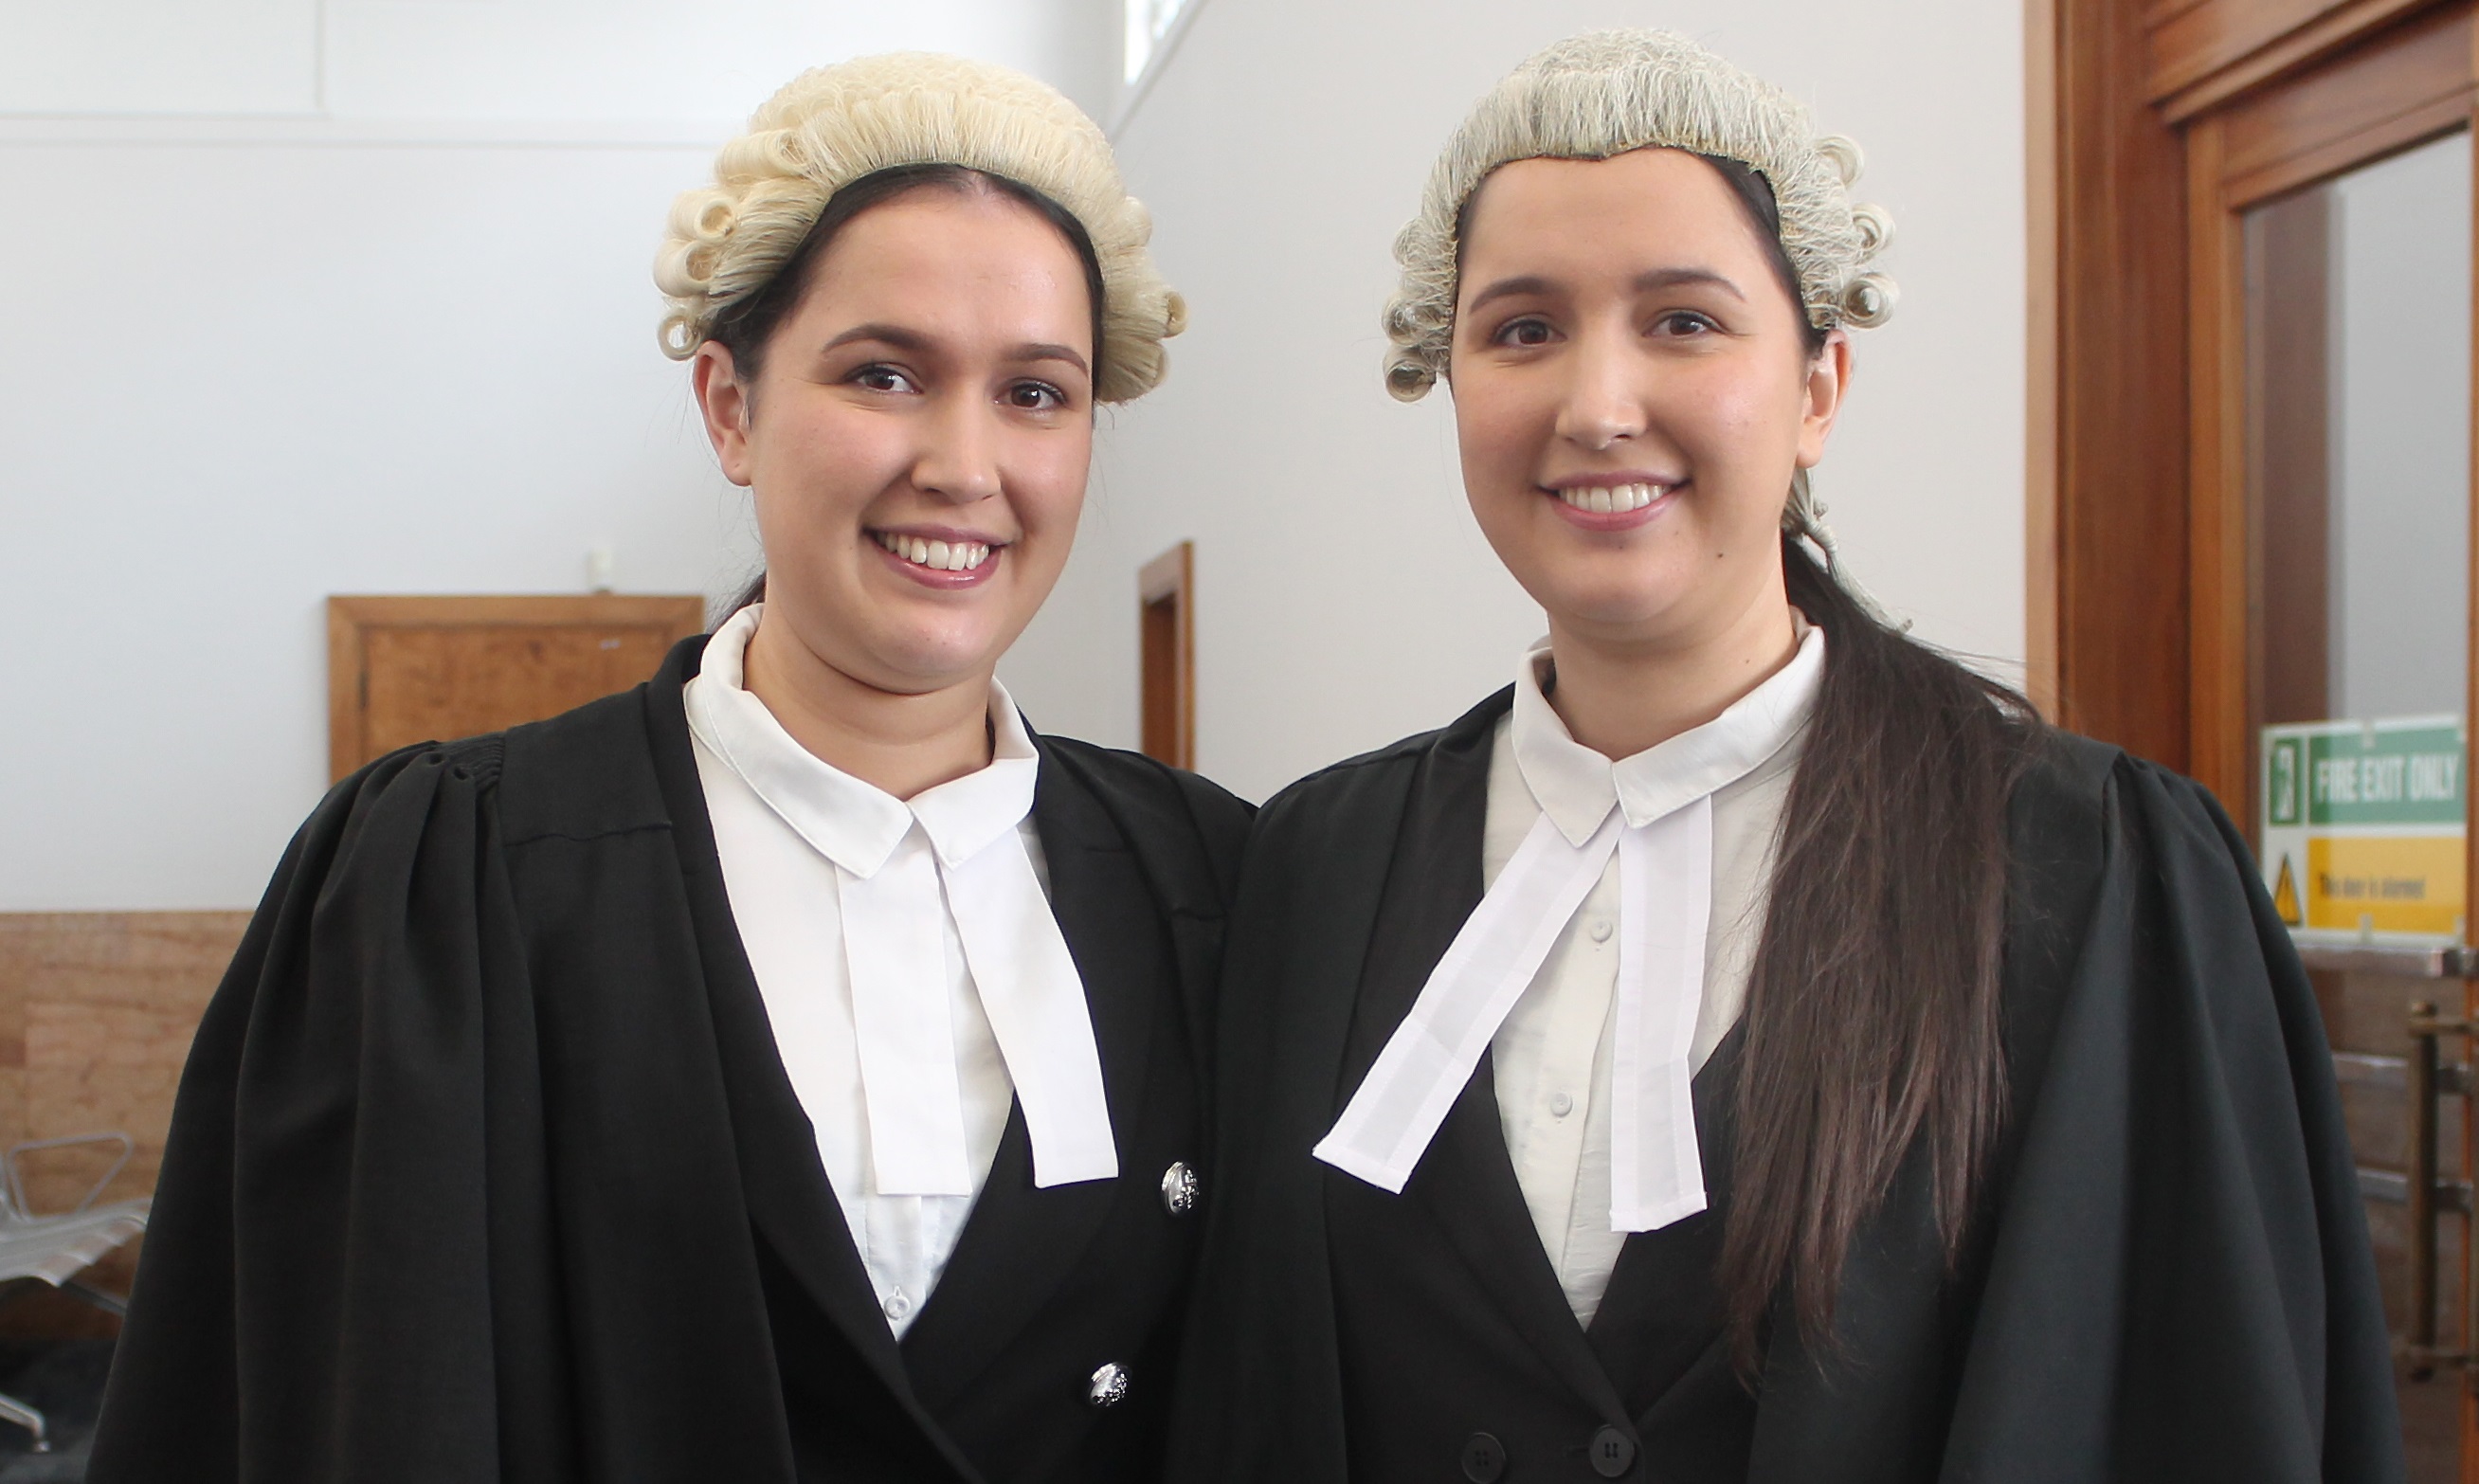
[1139,542,1196,769]
[327,594,708,782]
[2039,1,2479,1474]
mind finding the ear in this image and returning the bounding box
[692,341,757,487]
[1793,329,1854,471]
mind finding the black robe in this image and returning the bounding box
[88,637,1252,1484]
[1167,689,2404,1483]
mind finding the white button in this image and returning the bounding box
[1587,918,1613,943]
[882,1290,913,1321]
[1549,1092,1575,1118]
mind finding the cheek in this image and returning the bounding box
[1009,429,1095,537]
[1452,368,1554,480]
[753,402,903,523]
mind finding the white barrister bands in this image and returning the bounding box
[840,840,976,1193]
[685,606,1117,1198]
[1610,801,1714,1230]
[1312,810,1622,1191]
[1316,624,1825,1233]
[939,825,1120,1186]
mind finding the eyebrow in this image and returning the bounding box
[1635,266,1746,300]
[820,322,1092,375]
[1462,265,1749,316]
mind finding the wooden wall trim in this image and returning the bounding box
[2151,0,2442,120]
[2216,2,2475,204]
[2027,0,2062,717]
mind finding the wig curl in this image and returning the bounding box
[656,53,1184,403]
[1384,29,1895,405]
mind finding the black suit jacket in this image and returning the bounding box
[91,636,1251,1484]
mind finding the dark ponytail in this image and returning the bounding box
[1723,533,2041,1363]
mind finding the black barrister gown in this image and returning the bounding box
[87,636,1251,1484]
[1167,688,2404,1483]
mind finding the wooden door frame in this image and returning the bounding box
[2030,0,2467,801]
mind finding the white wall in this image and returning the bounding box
[1005,0,2029,804]
[0,0,1117,911]
[3,0,2028,908]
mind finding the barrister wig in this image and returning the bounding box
[655,52,1185,403]
[1382,28,1897,405]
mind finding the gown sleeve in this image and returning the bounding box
[1764,751,2407,1481]
[87,740,530,1483]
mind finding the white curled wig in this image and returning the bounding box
[1383,29,1896,407]
[656,52,1185,404]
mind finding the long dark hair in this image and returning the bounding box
[707,163,1110,616]
[1685,157,2044,1360]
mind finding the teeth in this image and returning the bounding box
[1558,482,1664,514]
[874,532,994,571]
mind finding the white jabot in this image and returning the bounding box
[1315,624,1823,1265]
[683,605,1116,1333]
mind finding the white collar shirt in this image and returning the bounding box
[1486,621,1820,1327]
[681,605,1113,1337]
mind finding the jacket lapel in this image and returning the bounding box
[638,638,970,1467]
[896,740,1158,1408]
[1339,692,1632,1423]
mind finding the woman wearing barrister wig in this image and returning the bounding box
[93,54,1243,1483]
[1171,31,2398,1483]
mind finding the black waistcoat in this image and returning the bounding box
[646,642,1239,1483]
[1321,692,1757,1484]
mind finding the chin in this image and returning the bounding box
[866,626,1007,690]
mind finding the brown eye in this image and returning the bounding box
[1652,311,1718,337]
[1006,380,1068,410]
[852,364,917,393]
[1493,317,1556,348]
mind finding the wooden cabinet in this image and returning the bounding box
[327,594,708,782]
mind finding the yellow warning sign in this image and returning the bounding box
[2303,835,2464,937]
[2272,856,2302,927]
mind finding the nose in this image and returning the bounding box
[911,391,1004,504]
[1552,324,1647,452]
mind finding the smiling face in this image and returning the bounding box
[1449,147,1849,655]
[693,183,1095,697]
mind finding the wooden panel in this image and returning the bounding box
[2036,0,2196,765]
[329,594,706,782]
[2151,0,2439,118]
[1139,543,1196,770]
[0,913,247,1338]
[2218,3,2474,203]
[2188,114,2254,817]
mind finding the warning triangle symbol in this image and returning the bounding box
[2273,855,2303,927]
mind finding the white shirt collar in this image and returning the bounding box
[685,604,1040,877]
[1511,617,1825,846]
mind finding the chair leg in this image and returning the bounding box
[0,1390,49,1453]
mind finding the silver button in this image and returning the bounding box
[1161,1160,1200,1216]
[1087,1362,1131,1407]
[882,1290,913,1321]
[1549,1092,1575,1118]
[1587,918,1613,943]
